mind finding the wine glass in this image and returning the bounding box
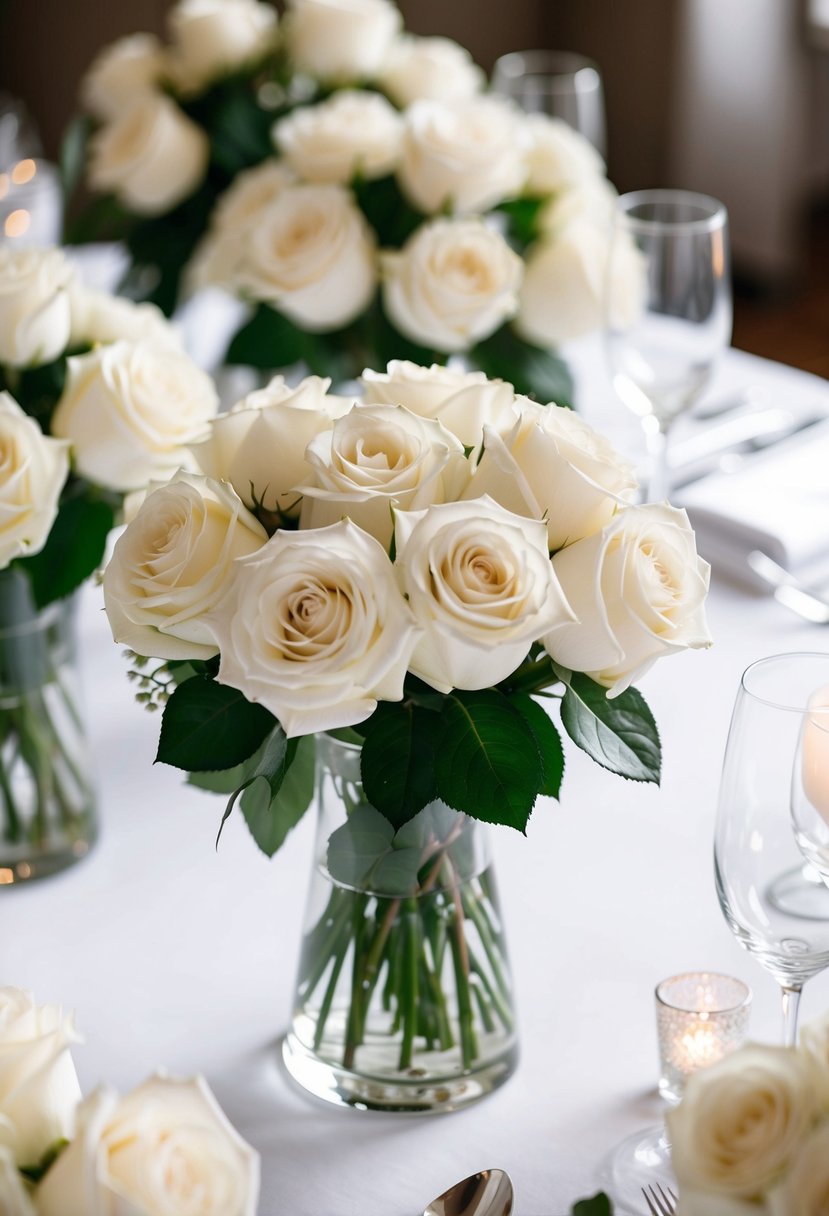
[715,653,829,1047]
[604,189,732,502]
[490,50,607,157]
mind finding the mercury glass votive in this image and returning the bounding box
[656,972,751,1104]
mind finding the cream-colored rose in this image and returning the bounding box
[537,177,618,238]
[675,1191,760,1216]
[67,283,180,349]
[0,1146,35,1216]
[236,184,377,331]
[515,218,645,347]
[767,1120,829,1216]
[88,95,209,216]
[52,339,218,492]
[192,374,343,516]
[798,1011,829,1105]
[361,361,515,449]
[81,34,165,122]
[546,504,711,694]
[397,97,528,215]
[382,218,522,354]
[211,519,419,736]
[0,988,81,1169]
[298,402,469,544]
[283,0,401,83]
[103,470,266,660]
[0,246,72,369]
[394,496,573,694]
[167,0,277,94]
[0,393,69,569]
[35,1075,259,1216]
[464,398,638,551]
[377,35,485,107]
[273,90,403,184]
[523,114,606,196]
[667,1044,818,1200]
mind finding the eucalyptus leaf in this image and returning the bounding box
[156,676,275,771]
[558,670,661,784]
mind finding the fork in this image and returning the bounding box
[642,1182,677,1215]
[747,550,829,625]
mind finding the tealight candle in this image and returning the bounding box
[803,686,829,826]
[655,972,751,1104]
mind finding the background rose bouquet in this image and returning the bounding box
[68,0,635,402]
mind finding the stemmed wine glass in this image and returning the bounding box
[491,49,607,156]
[715,653,829,1046]
[604,189,732,502]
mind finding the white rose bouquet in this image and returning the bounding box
[67,0,631,403]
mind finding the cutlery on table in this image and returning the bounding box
[747,550,829,625]
[642,1182,677,1215]
[669,408,824,489]
[423,1169,514,1216]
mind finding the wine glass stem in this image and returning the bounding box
[781,984,802,1047]
[642,418,673,503]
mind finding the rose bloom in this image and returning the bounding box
[675,1193,760,1216]
[361,360,516,449]
[0,245,72,369]
[395,496,574,694]
[211,519,419,737]
[0,988,81,1169]
[463,398,638,552]
[235,183,377,331]
[167,0,277,95]
[397,97,528,215]
[52,338,218,492]
[767,1120,829,1216]
[67,283,180,349]
[283,0,401,82]
[0,393,69,569]
[88,94,209,216]
[35,1075,259,1216]
[273,90,403,185]
[667,1043,819,1201]
[377,34,485,107]
[298,402,470,545]
[538,178,619,239]
[103,471,267,661]
[0,1146,35,1216]
[81,33,165,122]
[382,218,523,354]
[798,1011,829,1102]
[523,114,607,196]
[546,504,711,694]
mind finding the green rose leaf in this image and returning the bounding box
[360,701,440,829]
[496,196,547,247]
[559,670,661,784]
[156,676,275,772]
[225,302,308,369]
[572,1193,613,1216]
[434,689,543,832]
[508,692,565,799]
[327,804,423,895]
[240,734,316,857]
[352,173,424,247]
[472,323,574,407]
[16,495,115,609]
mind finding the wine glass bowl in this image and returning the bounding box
[491,49,607,156]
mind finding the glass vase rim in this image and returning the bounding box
[655,971,752,1014]
[739,651,829,715]
[492,48,603,89]
[614,189,728,235]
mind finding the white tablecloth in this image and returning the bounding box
[3,345,829,1216]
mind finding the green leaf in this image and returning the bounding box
[434,690,543,832]
[472,324,574,406]
[59,114,92,203]
[572,1194,613,1216]
[156,676,275,771]
[496,196,547,246]
[559,670,661,784]
[363,300,441,370]
[352,173,424,246]
[15,495,114,609]
[225,302,308,369]
[508,692,565,798]
[360,701,440,829]
[326,804,422,895]
[238,732,315,857]
[12,355,67,430]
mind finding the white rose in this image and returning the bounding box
[167,0,277,95]
[394,496,573,694]
[382,218,522,354]
[0,1146,35,1216]
[667,1044,818,1200]
[675,1190,761,1216]
[35,1075,259,1216]
[88,95,209,216]
[545,504,712,694]
[211,519,419,737]
[52,339,218,492]
[236,184,377,331]
[283,0,401,83]
[538,178,618,238]
[81,33,166,122]
[798,1012,829,1104]
[0,246,72,369]
[523,114,606,196]
[298,402,469,545]
[0,988,81,1169]
[0,393,69,569]
[397,97,528,215]
[463,398,638,551]
[767,1121,829,1216]
[273,90,403,184]
[361,360,515,449]
[377,35,485,107]
[103,470,267,660]
[67,283,180,349]
[192,374,343,515]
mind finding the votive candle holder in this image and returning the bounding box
[656,971,751,1104]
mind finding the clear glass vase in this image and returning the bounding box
[282,734,518,1113]
[0,570,97,884]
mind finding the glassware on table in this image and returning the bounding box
[715,653,829,1047]
[490,49,607,157]
[0,95,62,247]
[604,189,732,502]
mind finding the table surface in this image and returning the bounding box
[3,341,829,1216]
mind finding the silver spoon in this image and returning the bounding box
[423,1169,514,1216]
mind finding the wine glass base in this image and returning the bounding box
[767,864,829,921]
[599,1124,676,1216]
